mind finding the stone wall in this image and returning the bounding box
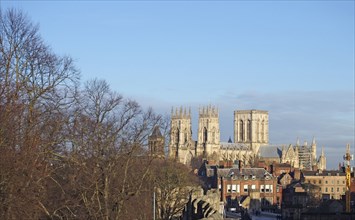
[182,187,223,220]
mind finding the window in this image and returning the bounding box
[260,185,265,193]
[343,181,345,184]
[325,187,328,192]
[218,184,221,191]
[343,187,346,192]
[251,185,256,190]
[337,187,339,192]
[247,120,251,141]
[239,120,244,141]
[325,180,328,184]
[331,187,334,192]
[232,184,237,193]
[265,185,270,193]
[319,180,322,184]
[337,180,339,184]
[227,184,231,193]
[244,185,248,193]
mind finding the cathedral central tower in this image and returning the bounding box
[234,110,269,154]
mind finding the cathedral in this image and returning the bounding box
[166,106,326,171]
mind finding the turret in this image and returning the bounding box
[317,146,326,170]
[311,136,317,165]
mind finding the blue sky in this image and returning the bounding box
[2,1,354,169]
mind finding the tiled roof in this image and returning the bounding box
[220,142,250,150]
[239,168,272,178]
[150,126,163,138]
[217,167,273,180]
[259,145,282,158]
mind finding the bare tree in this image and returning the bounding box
[0,8,196,220]
[150,159,199,220]
[60,79,164,219]
[0,8,79,219]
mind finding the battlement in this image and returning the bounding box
[199,105,219,118]
[171,106,191,119]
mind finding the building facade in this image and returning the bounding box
[302,170,346,200]
[217,167,282,210]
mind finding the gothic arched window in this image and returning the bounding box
[203,127,208,143]
[256,120,260,142]
[239,120,244,142]
[175,128,180,145]
[212,128,215,144]
[247,119,251,141]
[261,120,265,142]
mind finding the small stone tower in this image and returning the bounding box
[197,105,220,160]
[169,107,194,164]
[234,110,269,154]
[148,125,165,158]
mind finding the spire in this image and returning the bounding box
[150,125,163,138]
[312,136,316,145]
[296,137,300,146]
[228,136,232,143]
[321,146,324,156]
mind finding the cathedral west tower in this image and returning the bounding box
[169,107,194,164]
[197,105,220,160]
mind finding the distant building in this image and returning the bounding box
[168,106,326,171]
[258,138,326,171]
[302,170,346,200]
[200,165,282,212]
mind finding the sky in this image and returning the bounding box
[1,1,354,169]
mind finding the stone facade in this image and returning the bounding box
[169,107,195,164]
[302,170,346,200]
[197,106,220,160]
[234,110,269,154]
